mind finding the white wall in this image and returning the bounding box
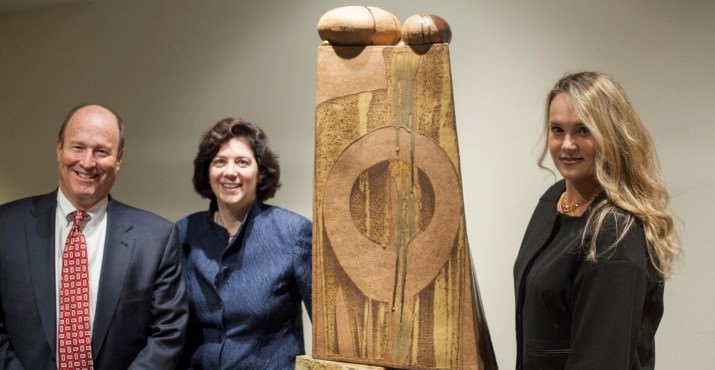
[1,0,713,368]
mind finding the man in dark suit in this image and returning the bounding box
[0,104,188,369]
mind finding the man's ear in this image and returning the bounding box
[116,149,123,171]
[56,140,63,161]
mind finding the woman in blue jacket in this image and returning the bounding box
[514,72,680,369]
[177,117,312,369]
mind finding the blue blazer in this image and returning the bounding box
[177,201,312,370]
[0,191,188,370]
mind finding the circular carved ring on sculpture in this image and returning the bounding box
[349,161,435,242]
[322,127,462,303]
[317,5,402,46]
[401,14,452,45]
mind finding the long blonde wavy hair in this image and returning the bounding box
[538,71,680,279]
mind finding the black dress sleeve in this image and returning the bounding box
[567,216,658,370]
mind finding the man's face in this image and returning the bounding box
[56,105,122,210]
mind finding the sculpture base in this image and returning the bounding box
[296,355,390,370]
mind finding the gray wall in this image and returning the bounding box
[1,0,713,368]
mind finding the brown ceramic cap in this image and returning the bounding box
[317,5,401,46]
[401,14,452,45]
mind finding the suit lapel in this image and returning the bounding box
[92,199,134,356]
[26,192,59,353]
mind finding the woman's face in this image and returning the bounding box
[209,138,258,212]
[548,92,598,189]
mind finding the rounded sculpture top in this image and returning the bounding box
[401,14,452,45]
[317,5,401,46]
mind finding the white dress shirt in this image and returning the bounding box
[55,190,108,331]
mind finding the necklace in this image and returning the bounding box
[558,192,594,214]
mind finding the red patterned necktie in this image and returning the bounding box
[58,210,94,369]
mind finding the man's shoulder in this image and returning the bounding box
[0,191,55,216]
[0,195,33,211]
[108,198,172,227]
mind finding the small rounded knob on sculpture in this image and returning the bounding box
[317,6,401,46]
[401,14,452,45]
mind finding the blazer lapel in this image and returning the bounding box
[92,199,134,356]
[26,192,59,354]
[513,181,564,292]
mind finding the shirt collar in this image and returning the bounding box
[57,189,109,224]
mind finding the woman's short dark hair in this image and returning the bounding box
[192,117,281,202]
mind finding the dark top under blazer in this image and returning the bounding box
[177,201,312,370]
[514,180,664,370]
[0,191,188,370]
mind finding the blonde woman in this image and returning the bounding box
[514,71,679,369]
